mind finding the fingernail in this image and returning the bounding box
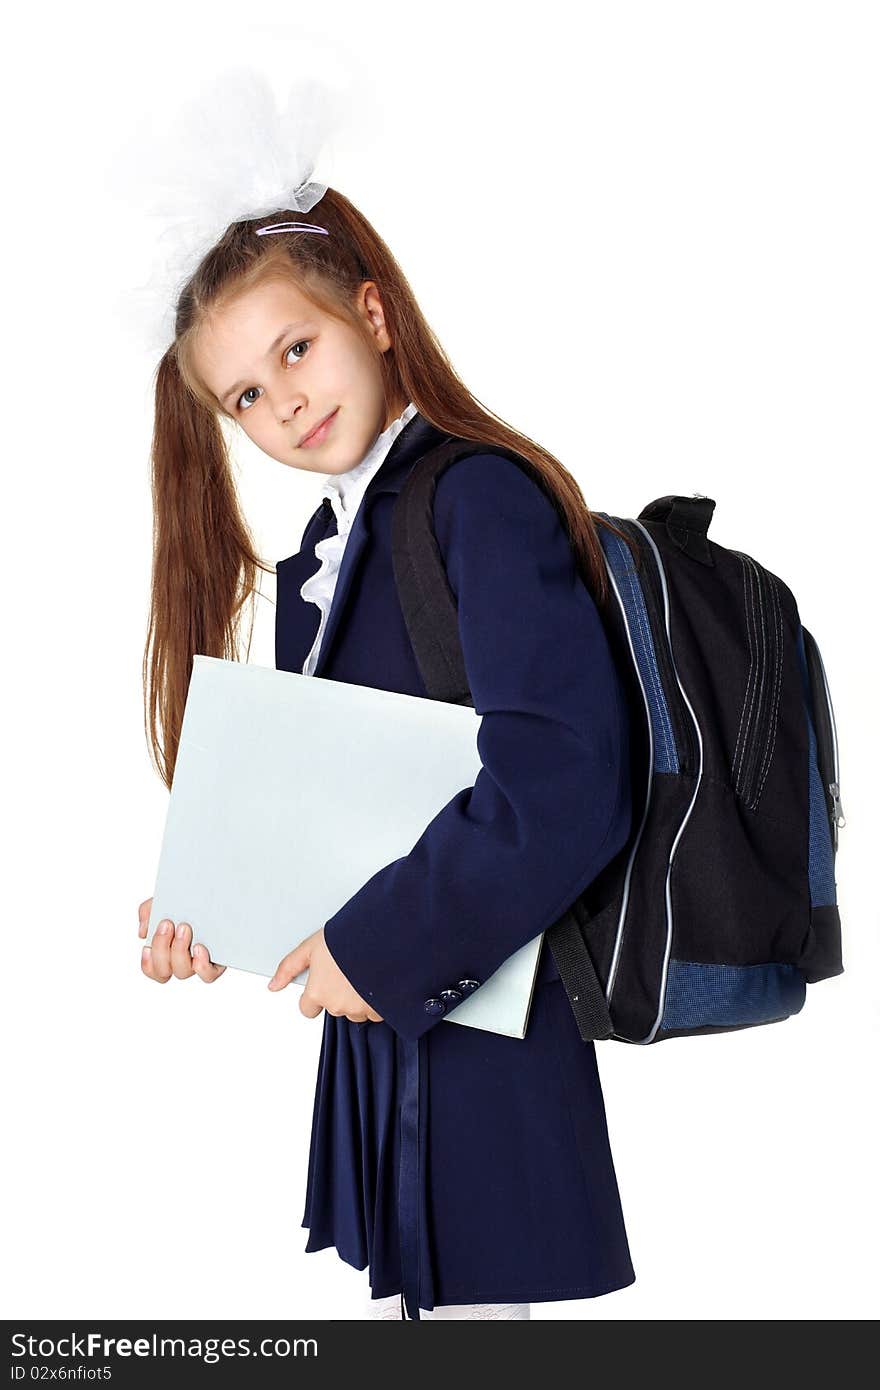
[158,920,172,935]
[141,946,150,960]
[175,921,187,938]
[192,943,202,958]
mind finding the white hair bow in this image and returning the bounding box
[108,65,344,357]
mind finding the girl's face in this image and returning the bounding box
[192,274,406,476]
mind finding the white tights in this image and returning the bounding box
[365,1292,530,1320]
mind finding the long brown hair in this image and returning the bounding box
[145,186,636,789]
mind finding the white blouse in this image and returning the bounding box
[299,401,418,676]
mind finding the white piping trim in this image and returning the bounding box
[628,519,705,1045]
[599,550,655,1005]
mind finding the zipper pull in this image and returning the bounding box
[829,781,846,828]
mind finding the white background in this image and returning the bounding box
[3,0,877,1321]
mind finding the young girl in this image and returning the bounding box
[137,183,637,1321]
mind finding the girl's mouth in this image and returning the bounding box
[299,408,339,448]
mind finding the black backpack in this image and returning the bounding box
[390,439,845,1046]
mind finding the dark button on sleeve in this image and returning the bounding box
[423,997,446,1016]
[457,979,481,994]
[440,988,463,1007]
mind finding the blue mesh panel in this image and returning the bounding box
[661,960,806,1030]
[795,627,837,908]
[597,519,679,773]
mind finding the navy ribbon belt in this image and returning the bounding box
[398,1033,432,1320]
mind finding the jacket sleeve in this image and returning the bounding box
[321,452,632,1041]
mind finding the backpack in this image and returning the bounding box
[390,439,845,1046]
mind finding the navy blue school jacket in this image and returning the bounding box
[275,410,633,1318]
[275,412,632,1036]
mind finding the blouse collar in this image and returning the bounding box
[321,401,418,536]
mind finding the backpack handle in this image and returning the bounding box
[637,494,716,566]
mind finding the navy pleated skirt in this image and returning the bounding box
[300,939,637,1313]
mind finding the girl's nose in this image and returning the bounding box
[278,397,308,428]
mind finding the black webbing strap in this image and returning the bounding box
[389,438,477,703]
[390,440,615,1042]
[545,906,614,1041]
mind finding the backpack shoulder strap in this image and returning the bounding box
[390,437,615,1041]
[390,439,536,703]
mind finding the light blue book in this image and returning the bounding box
[147,656,544,1038]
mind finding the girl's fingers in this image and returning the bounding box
[169,921,196,978]
[139,916,226,984]
[140,944,163,983]
[268,940,310,992]
[137,897,153,939]
[147,920,174,981]
[191,943,226,983]
[300,993,325,1020]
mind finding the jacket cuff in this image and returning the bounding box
[321,916,483,1042]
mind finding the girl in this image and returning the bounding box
[137,183,637,1320]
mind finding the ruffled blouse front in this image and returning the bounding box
[299,401,418,676]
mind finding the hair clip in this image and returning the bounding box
[255,221,329,237]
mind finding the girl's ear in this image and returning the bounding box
[358,280,393,351]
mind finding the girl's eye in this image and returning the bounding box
[236,340,311,412]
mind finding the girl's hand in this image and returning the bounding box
[269,928,384,1025]
[137,897,226,984]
